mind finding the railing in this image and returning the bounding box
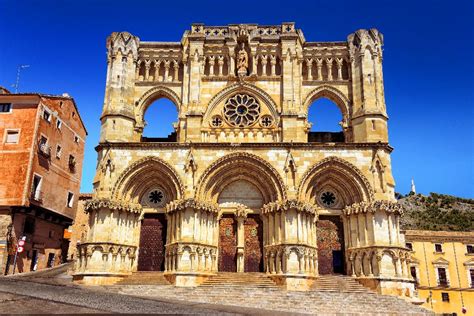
[38,143,51,158]
[30,189,43,203]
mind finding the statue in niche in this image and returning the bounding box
[237,43,248,76]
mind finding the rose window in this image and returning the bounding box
[148,189,165,206]
[320,191,336,207]
[224,94,260,127]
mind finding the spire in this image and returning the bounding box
[410,178,416,195]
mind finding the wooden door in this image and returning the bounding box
[218,214,237,272]
[244,214,264,272]
[137,214,167,271]
[317,215,344,274]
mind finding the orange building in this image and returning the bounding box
[0,88,87,274]
[405,230,474,315]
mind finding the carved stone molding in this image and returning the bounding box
[112,156,185,200]
[343,200,402,216]
[196,151,287,202]
[204,82,279,122]
[77,242,137,258]
[262,199,318,217]
[298,156,374,203]
[165,198,219,214]
[84,198,142,214]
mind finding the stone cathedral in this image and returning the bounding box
[74,23,415,298]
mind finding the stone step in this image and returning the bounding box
[115,272,171,285]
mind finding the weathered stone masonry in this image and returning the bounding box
[74,23,415,298]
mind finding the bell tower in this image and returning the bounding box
[100,32,140,142]
[348,29,389,143]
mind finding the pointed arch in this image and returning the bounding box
[303,85,351,121]
[298,156,374,207]
[196,152,286,204]
[112,156,184,204]
[135,85,181,125]
[203,82,279,122]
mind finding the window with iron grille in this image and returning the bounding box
[435,243,443,253]
[0,103,12,112]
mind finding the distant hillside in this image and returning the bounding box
[398,193,474,231]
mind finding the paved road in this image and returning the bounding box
[0,278,273,315]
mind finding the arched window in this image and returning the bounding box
[142,98,178,142]
[307,97,344,142]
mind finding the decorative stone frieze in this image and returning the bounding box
[165,242,218,273]
[74,242,138,285]
[84,198,142,214]
[165,198,219,214]
[262,199,319,218]
[343,200,403,216]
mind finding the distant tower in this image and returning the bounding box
[410,178,416,194]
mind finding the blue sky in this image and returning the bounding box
[1,0,473,198]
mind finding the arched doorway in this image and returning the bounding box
[217,180,265,272]
[298,157,373,276]
[113,157,184,272]
[196,153,286,273]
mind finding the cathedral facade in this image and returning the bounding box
[74,23,414,298]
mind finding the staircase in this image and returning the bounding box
[108,272,432,315]
[311,274,374,293]
[199,272,279,289]
[115,272,170,285]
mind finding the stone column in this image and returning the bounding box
[164,199,219,287]
[73,199,142,285]
[342,201,415,298]
[261,200,319,291]
[173,61,179,82]
[235,206,249,273]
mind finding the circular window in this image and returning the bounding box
[224,94,260,127]
[211,115,223,127]
[146,189,166,207]
[320,191,337,207]
[260,115,274,127]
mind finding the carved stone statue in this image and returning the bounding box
[237,43,248,76]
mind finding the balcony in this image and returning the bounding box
[30,190,43,204]
[38,143,51,158]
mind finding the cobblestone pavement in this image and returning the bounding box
[0,291,102,314]
[0,278,281,315]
